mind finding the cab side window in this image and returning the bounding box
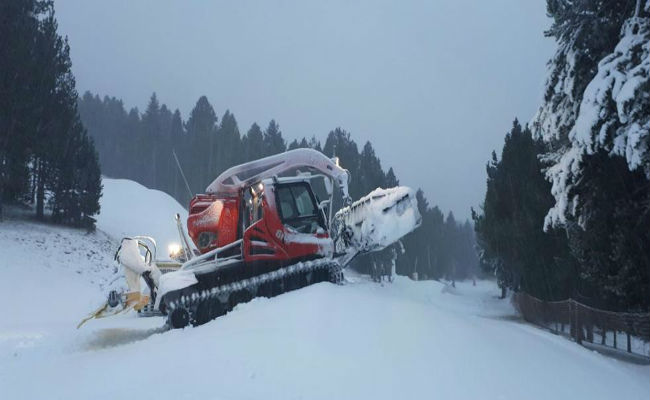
[278,187,296,220]
[276,183,323,234]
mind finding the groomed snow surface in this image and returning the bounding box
[1,178,648,400]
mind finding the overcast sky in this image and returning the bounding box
[55,0,555,220]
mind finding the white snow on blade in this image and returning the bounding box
[336,186,421,252]
[97,178,189,254]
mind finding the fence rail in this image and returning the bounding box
[512,292,650,359]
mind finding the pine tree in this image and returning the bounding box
[358,141,385,195]
[185,96,218,194]
[527,0,649,309]
[263,120,286,156]
[30,8,80,220]
[307,136,322,152]
[170,109,188,202]
[0,0,42,218]
[457,220,479,280]
[217,110,242,173]
[124,107,141,182]
[288,136,321,151]
[442,211,458,282]
[473,120,577,300]
[140,93,161,188]
[287,139,300,150]
[568,151,649,310]
[533,0,647,226]
[0,1,101,226]
[77,132,102,230]
[50,118,102,229]
[155,103,174,194]
[242,123,264,162]
[385,167,399,187]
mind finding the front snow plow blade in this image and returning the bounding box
[332,186,421,255]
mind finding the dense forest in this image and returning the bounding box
[0,0,102,229]
[473,0,649,311]
[78,92,479,281]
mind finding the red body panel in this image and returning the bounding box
[186,183,331,262]
[187,194,239,252]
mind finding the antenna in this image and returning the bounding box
[172,149,193,199]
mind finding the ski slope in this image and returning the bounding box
[0,178,648,400]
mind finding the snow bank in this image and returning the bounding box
[97,178,189,255]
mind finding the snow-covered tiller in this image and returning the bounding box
[79,148,421,329]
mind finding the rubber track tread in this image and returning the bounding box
[167,259,343,326]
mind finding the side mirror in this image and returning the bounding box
[318,199,330,210]
[318,200,330,230]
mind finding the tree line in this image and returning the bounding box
[473,0,649,311]
[78,92,479,280]
[0,0,102,229]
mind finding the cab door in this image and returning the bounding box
[241,184,287,262]
[273,182,332,259]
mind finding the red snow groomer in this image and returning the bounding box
[79,149,420,329]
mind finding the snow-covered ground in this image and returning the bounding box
[0,178,648,400]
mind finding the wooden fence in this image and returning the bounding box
[512,292,650,358]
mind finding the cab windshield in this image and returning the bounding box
[276,183,323,234]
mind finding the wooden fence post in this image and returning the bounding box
[627,332,631,353]
[575,301,582,345]
[569,300,575,341]
[515,292,649,357]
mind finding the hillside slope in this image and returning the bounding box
[0,179,647,400]
[97,178,189,251]
[1,177,188,337]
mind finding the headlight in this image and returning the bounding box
[168,243,182,258]
[198,232,217,249]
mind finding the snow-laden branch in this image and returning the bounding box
[537,9,649,227]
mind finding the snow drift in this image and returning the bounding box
[97,178,189,252]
